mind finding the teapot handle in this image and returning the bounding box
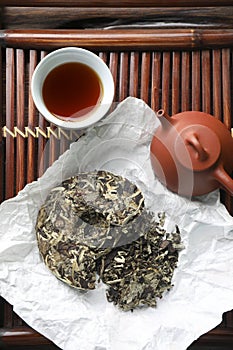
[213,164,233,195]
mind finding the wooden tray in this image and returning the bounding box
[0,28,233,349]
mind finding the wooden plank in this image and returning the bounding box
[16,48,25,193]
[27,49,37,184]
[109,52,119,100]
[225,311,233,329]
[171,51,180,115]
[129,52,139,98]
[5,47,15,199]
[1,29,233,50]
[212,49,222,120]
[191,51,201,111]
[181,51,191,111]
[3,7,233,30]
[37,50,48,178]
[161,51,171,114]
[190,327,233,346]
[201,49,211,114]
[151,51,161,112]
[1,0,233,7]
[3,303,13,329]
[221,48,232,214]
[140,52,151,104]
[0,7,2,29]
[48,125,59,168]
[119,52,129,101]
[0,327,55,346]
[222,48,231,130]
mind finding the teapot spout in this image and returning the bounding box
[156,109,175,131]
[213,165,233,196]
[157,109,171,121]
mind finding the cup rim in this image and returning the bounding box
[31,47,115,130]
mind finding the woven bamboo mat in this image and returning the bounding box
[0,28,233,348]
[1,28,233,211]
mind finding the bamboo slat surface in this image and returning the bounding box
[2,0,233,7]
[1,29,233,50]
[0,28,233,349]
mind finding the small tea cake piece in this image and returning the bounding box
[97,213,183,311]
[36,188,98,290]
[35,170,145,290]
[61,170,144,226]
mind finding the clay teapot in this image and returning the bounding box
[150,110,233,197]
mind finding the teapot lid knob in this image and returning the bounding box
[175,125,221,171]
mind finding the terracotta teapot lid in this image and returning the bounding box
[175,125,221,171]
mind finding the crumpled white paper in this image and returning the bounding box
[0,97,233,350]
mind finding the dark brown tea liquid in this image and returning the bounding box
[42,62,102,120]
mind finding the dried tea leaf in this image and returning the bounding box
[97,213,183,311]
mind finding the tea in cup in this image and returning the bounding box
[31,47,115,129]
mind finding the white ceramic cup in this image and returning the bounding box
[31,47,115,129]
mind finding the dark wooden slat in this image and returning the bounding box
[0,327,56,346]
[1,29,233,50]
[0,7,3,29]
[212,49,222,120]
[129,51,139,98]
[221,48,232,214]
[0,297,4,327]
[181,51,191,111]
[3,303,13,329]
[190,327,233,346]
[16,49,25,193]
[48,126,59,168]
[161,51,171,114]
[27,49,37,184]
[37,50,48,178]
[222,48,231,130]
[99,51,107,63]
[225,312,233,329]
[13,311,24,327]
[37,116,49,178]
[140,52,150,104]
[2,0,233,7]
[109,52,118,101]
[119,52,129,101]
[171,51,180,115]
[151,51,161,112]
[201,50,211,114]
[5,47,15,199]
[191,51,201,111]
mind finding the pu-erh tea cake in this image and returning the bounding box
[35,170,146,290]
[96,213,183,311]
[36,170,183,309]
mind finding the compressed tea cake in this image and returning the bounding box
[35,170,145,290]
[97,213,183,311]
[36,170,183,308]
